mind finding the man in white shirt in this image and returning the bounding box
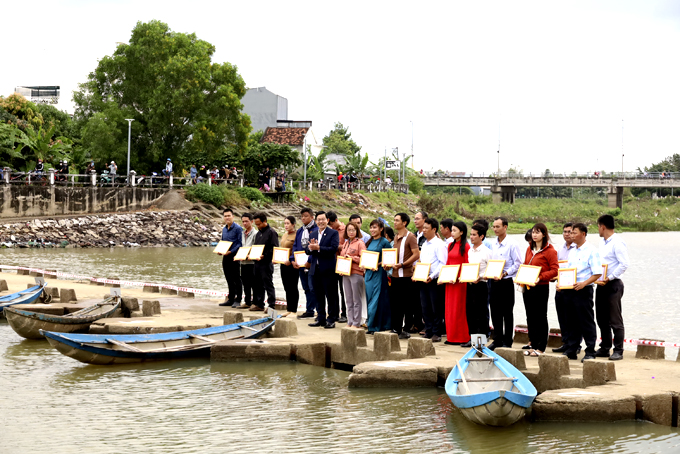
[238,213,256,308]
[440,219,454,245]
[595,214,630,361]
[415,218,447,342]
[163,158,173,176]
[553,223,577,353]
[467,224,491,341]
[414,211,427,250]
[488,217,523,350]
[349,214,371,243]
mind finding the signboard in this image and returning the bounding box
[385,160,400,170]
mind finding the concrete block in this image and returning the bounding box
[495,347,527,371]
[373,332,401,360]
[349,361,438,388]
[0,280,8,291]
[223,311,244,325]
[105,277,121,288]
[17,269,30,275]
[538,353,570,376]
[29,271,44,277]
[44,287,60,299]
[272,318,298,338]
[341,328,367,351]
[211,339,293,362]
[89,280,100,285]
[513,324,529,344]
[559,375,586,389]
[120,297,139,317]
[142,300,161,316]
[635,393,674,426]
[355,347,378,364]
[160,287,177,295]
[294,342,326,367]
[178,290,194,298]
[547,328,563,348]
[582,360,617,386]
[130,311,144,318]
[143,285,160,293]
[533,387,636,421]
[406,338,436,359]
[60,288,77,303]
[636,339,665,360]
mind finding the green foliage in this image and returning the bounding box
[0,93,43,130]
[13,124,72,171]
[322,122,361,156]
[336,152,370,176]
[240,141,302,184]
[73,20,251,174]
[184,183,247,207]
[607,207,622,217]
[235,186,265,202]
[407,174,424,194]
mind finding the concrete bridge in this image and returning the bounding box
[422,172,680,209]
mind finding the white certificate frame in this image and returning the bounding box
[381,248,397,267]
[515,264,542,286]
[459,263,481,283]
[484,259,506,280]
[294,251,309,267]
[597,263,608,282]
[212,241,233,255]
[335,256,352,276]
[359,250,380,271]
[558,260,569,269]
[558,268,577,289]
[233,246,251,261]
[413,262,431,282]
[438,265,460,284]
[272,247,290,264]
[248,245,265,260]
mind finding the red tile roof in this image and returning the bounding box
[261,127,309,146]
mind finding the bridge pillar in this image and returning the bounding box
[607,186,623,209]
[491,186,517,204]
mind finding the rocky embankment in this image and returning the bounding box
[0,211,222,248]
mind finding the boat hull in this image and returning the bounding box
[42,316,275,365]
[5,300,121,339]
[0,284,47,318]
[445,347,537,427]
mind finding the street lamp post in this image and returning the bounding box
[125,119,134,183]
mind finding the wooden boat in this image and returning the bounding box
[41,312,276,365]
[445,336,537,427]
[0,283,48,317]
[4,297,121,339]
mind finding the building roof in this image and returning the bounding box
[261,127,309,146]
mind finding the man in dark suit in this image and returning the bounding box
[305,211,340,328]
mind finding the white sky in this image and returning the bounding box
[3,0,679,175]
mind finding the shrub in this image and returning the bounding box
[184,184,225,206]
[407,175,424,195]
[235,187,266,202]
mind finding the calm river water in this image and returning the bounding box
[1,232,679,453]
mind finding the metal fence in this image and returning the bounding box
[423,171,679,180]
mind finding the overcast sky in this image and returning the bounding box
[4,0,679,175]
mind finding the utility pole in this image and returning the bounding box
[392,147,399,183]
[497,120,501,176]
[125,119,134,182]
[410,120,414,171]
[384,146,387,183]
[621,119,624,174]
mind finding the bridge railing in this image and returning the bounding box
[292,178,408,194]
[422,171,679,180]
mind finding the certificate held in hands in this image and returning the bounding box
[558,268,577,289]
[597,264,608,282]
[438,265,460,284]
[359,250,380,271]
[459,263,480,283]
[413,262,431,282]
[381,248,397,267]
[272,247,290,264]
[515,264,542,286]
[484,260,506,280]
[335,256,352,276]
[212,241,233,255]
[248,245,265,260]
[233,247,251,261]
[294,251,309,267]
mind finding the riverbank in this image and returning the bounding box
[420,193,680,233]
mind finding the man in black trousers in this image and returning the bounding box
[250,212,279,312]
[305,211,340,328]
[218,208,242,307]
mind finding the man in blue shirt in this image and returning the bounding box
[552,222,578,353]
[349,214,371,243]
[488,217,522,350]
[292,207,318,319]
[558,222,602,362]
[218,208,243,307]
[595,214,629,361]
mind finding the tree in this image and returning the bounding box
[0,93,44,130]
[322,122,361,156]
[13,124,72,171]
[336,152,370,176]
[239,142,302,185]
[73,20,251,174]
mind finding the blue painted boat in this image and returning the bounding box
[41,311,276,365]
[0,283,48,315]
[5,297,121,339]
[445,340,537,426]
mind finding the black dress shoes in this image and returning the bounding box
[308,321,326,327]
[298,312,315,319]
[565,352,578,360]
[581,355,596,363]
[444,341,461,346]
[609,352,623,361]
[431,335,442,342]
[461,341,472,348]
[337,317,348,324]
[595,349,610,358]
[487,342,500,351]
[323,322,336,329]
[552,345,569,353]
